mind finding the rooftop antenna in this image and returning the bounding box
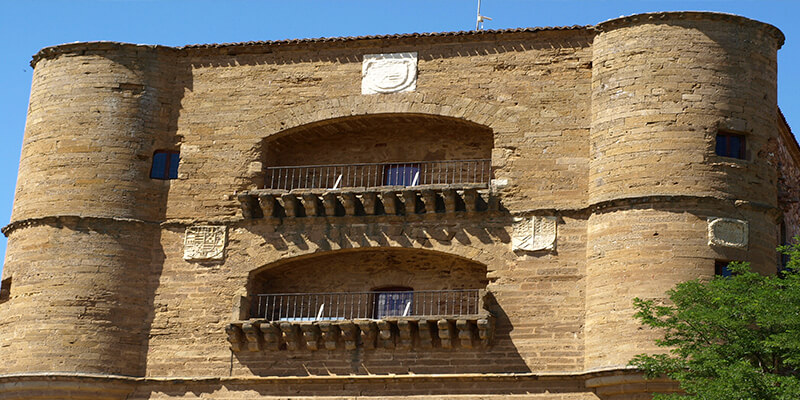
[476,0,492,30]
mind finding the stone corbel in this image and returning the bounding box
[361,192,378,215]
[302,193,321,217]
[225,324,245,352]
[456,319,475,349]
[356,320,378,349]
[381,191,400,215]
[341,193,358,216]
[421,189,437,214]
[323,193,339,216]
[281,194,301,217]
[237,193,257,219]
[280,322,301,351]
[242,321,263,352]
[463,189,478,213]
[300,323,321,351]
[260,322,282,351]
[318,322,340,350]
[438,319,456,349]
[443,189,457,213]
[417,320,435,348]
[402,190,417,215]
[397,319,416,349]
[337,321,359,350]
[258,193,276,218]
[377,320,395,349]
[477,317,495,347]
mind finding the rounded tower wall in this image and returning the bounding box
[0,45,177,376]
[585,13,784,370]
[12,47,176,222]
[0,222,159,375]
[590,12,781,205]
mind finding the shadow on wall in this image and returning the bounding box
[253,218,511,253]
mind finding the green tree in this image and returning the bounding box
[630,245,800,399]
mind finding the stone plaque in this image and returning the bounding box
[707,218,748,248]
[184,225,227,261]
[512,216,557,252]
[362,52,417,94]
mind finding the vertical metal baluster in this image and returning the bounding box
[350,292,354,319]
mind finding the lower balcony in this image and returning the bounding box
[226,289,495,352]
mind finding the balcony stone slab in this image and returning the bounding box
[237,183,497,220]
[227,315,494,352]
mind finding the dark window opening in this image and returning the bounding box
[715,260,734,277]
[373,286,413,318]
[0,277,10,303]
[150,150,180,180]
[715,131,746,159]
[384,164,420,186]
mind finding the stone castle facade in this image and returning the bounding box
[0,11,798,400]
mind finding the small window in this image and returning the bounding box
[715,260,734,277]
[150,150,180,180]
[373,286,413,318]
[0,277,10,303]
[715,131,746,159]
[384,164,420,186]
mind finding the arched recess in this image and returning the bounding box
[246,247,489,319]
[263,113,492,168]
[238,94,523,189]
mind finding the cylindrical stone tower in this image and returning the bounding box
[0,43,177,377]
[586,12,784,370]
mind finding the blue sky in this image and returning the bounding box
[0,0,798,274]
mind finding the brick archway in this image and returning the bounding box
[242,93,522,146]
[240,94,522,189]
[246,247,490,321]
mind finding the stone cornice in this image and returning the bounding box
[30,26,594,68]
[2,195,780,237]
[0,366,659,384]
[596,11,784,49]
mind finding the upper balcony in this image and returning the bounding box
[238,159,496,219]
[238,113,497,221]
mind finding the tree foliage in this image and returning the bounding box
[630,244,800,399]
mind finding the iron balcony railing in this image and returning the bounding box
[253,289,482,321]
[265,159,491,191]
